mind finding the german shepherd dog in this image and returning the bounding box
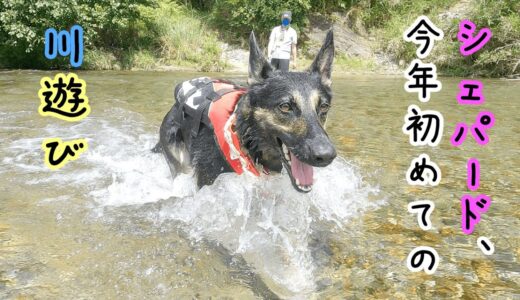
[154,31,336,193]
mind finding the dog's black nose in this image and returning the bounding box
[310,142,336,167]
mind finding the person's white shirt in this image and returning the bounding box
[268,25,297,60]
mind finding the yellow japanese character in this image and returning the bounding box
[42,138,88,170]
[38,73,91,121]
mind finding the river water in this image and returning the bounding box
[1,70,519,299]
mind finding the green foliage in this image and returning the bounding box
[308,0,361,13]
[83,48,119,70]
[210,0,311,43]
[1,0,518,76]
[359,0,458,62]
[425,0,520,77]
[0,0,148,50]
[0,0,224,71]
[0,0,149,68]
[139,0,224,71]
[465,0,520,76]
[358,0,520,77]
[127,49,157,70]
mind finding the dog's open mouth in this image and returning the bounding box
[277,138,313,193]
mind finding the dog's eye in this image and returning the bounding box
[319,103,330,113]
[279,103,292,113]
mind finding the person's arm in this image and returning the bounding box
[267,28,275,61]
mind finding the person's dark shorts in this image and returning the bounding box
[270,58,290,72]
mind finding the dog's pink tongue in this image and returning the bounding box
[290,151,313,186]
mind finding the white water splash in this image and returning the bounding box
[152,157,382,295]
[3,107,384,296]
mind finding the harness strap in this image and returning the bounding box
[206,88,238,102]
[198,87,246,136]
[171,77,260,176]
[174,78,213,136]
[208,90,260,177]
[190,101,211,137]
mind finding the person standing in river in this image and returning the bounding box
[267,11,297,71]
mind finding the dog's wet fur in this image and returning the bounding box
[154,30,337,193]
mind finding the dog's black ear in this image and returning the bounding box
[309,30,334,87]
[248,31,272,84]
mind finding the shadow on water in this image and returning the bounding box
[98,200,282,299]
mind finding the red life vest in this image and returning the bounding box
[207,81,260,177]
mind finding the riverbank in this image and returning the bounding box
[0,0,518,78]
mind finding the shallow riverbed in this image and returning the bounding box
[1,70,519,299]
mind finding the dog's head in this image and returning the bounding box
[236,30,337,193]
